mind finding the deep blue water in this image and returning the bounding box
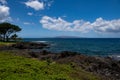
[23,38,120,56]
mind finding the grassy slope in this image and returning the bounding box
[0,51,101,80]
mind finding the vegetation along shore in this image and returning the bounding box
[0,42,120,80]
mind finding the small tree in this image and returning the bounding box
[10,34,18,42]
[0,22,21,42]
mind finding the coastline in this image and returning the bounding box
[1,41,120,61]
[0,42,120,80]
[23,38,120,56]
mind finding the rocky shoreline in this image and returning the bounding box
[14,50,120,80]
[0,42,50,50]
[0,42,120,80]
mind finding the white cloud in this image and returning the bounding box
[27,12,33,16]
[40,16,92,33]
[25,0,44,10]
[0,5,10,23]
[40,16,120,33]
[92,17,120,33]
[0,0,7,4]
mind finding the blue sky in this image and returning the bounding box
[0,0,120,38]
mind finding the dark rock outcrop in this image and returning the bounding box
[11,42,49,49]
[0,42,49,50]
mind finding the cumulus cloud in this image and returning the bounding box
[40,16,92,33]
[25,0,44,10]
[40,16,120,33]
[0,5,10,22]
[92,18,120,33]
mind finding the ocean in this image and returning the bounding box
[23,38,120,56]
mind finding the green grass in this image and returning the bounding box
[0,42,15,46]
[0,51,101,80]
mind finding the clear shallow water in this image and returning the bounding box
[24,38,120,56]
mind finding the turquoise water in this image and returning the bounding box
[24,38,120,56]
